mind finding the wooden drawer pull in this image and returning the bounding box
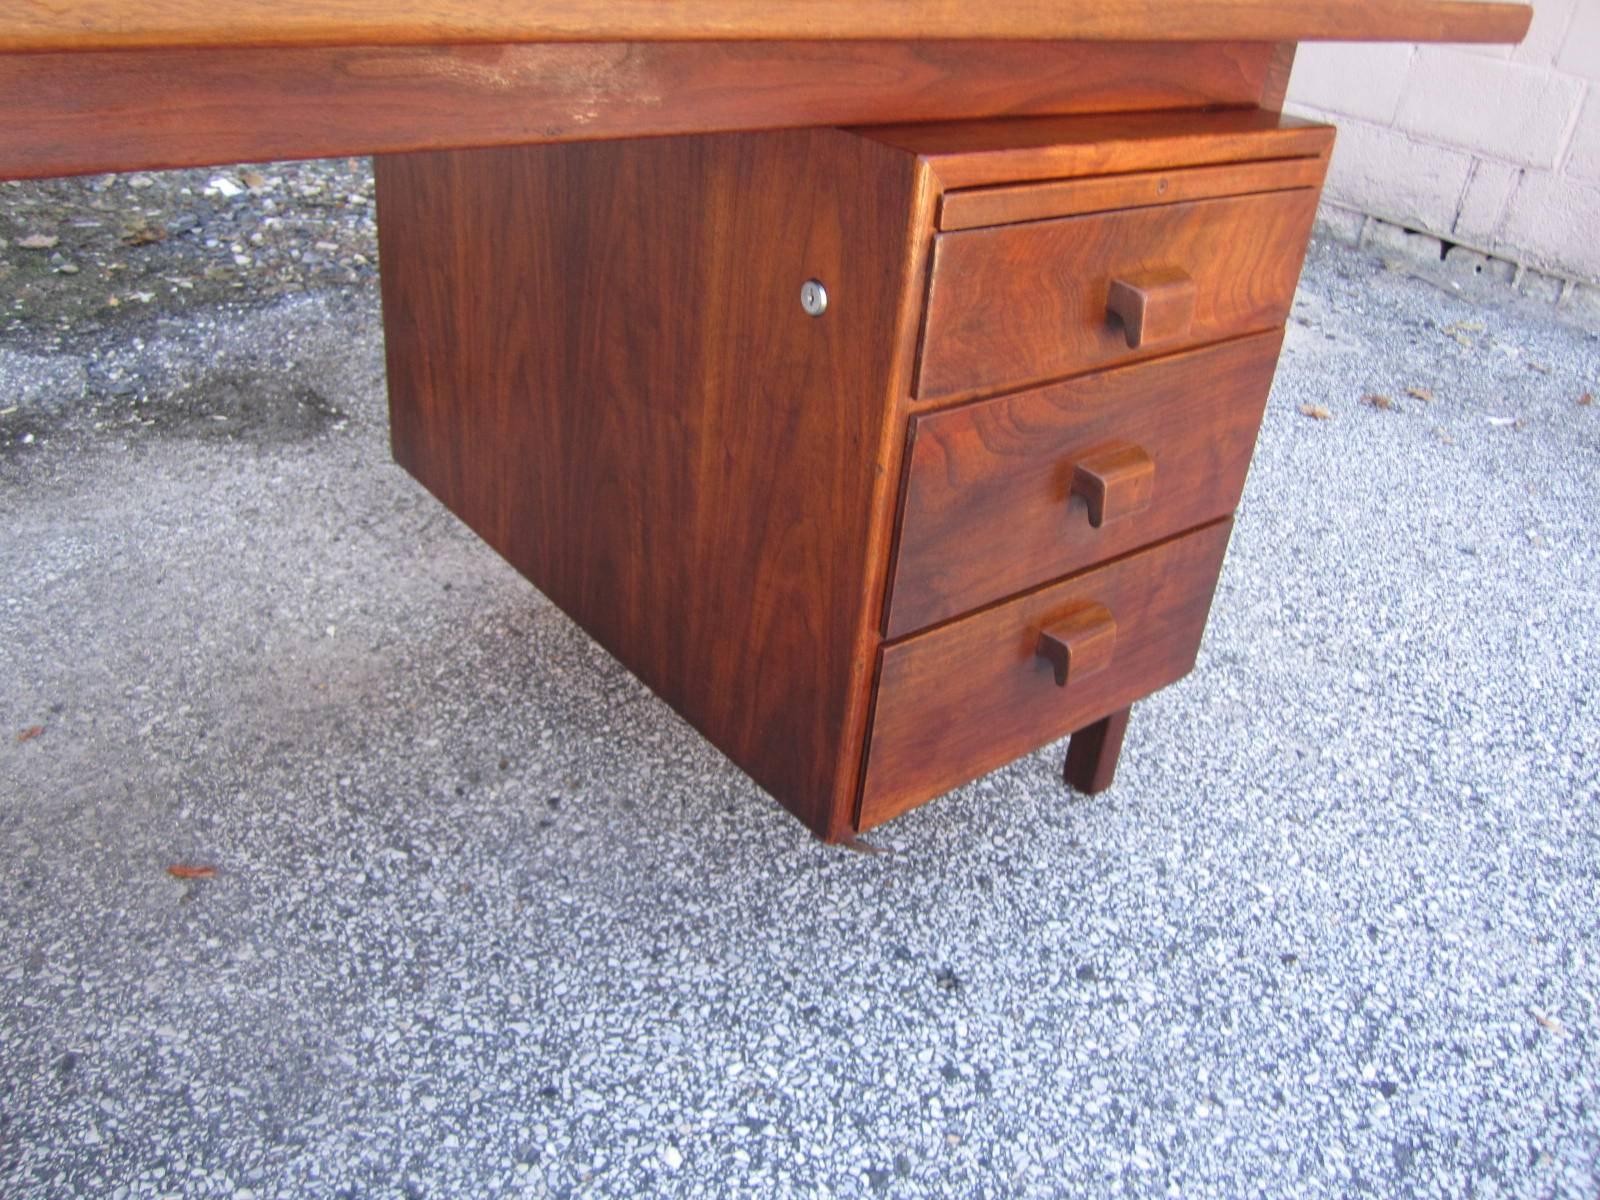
[1035,603,1117,688]
[1106,268,1197,348]
[1070,442,1155,528]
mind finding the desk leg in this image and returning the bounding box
[1064,706,1132,794]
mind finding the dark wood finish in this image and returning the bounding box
[859,519,1233,831]
[1036,605,1118,688]
[373,113,1333,840]
[377,129,920,839]
[1260,42,1300,113]
[1107,268,1199,349]
[0,40,1287,182]
[0,7,1533,844]
[1071,444,1156,529]
[886,333,1281,638]
[0,1,1531,54]
[938,155,1329,231]
[916,185,1321,402]
[824,153,942,843]
[858,109,1335,191]
[1064,706,1131,793]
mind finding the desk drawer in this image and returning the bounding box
[859,518,1231,830]
[886,331,1279,638]
[915,186,1319,401]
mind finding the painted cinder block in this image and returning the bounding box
[1306,114,1474,234]
[1565,282,1600,323]
[1442,244,1517,284]
[1435,0,1569,69]
[1497,172,1600,279]
[1512,0,1578,66]
[1452,159,1522,246]
[1284,1,1599,286]
[1394,48,1584,168]
[1563,89,1600,182]
[1313,203,1368,245]
[1287,43,1415,123]
[1555,0,1600,81]
[1364,216,1445,262]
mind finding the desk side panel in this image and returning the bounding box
[376,130,915,837]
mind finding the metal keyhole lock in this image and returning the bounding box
[800,279,829,317]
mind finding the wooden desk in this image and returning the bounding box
[0,3,1530,841]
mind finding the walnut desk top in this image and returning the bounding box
[0,1,1531,182]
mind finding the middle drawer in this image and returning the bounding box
[885,331,1280,638]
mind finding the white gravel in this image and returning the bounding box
[1,191,1597,1199]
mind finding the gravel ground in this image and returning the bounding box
[1,160,1598,1200]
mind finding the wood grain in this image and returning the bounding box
[887,332,1281,637]
[377,130,917,839]
[938,155,1329,231]
[1106,268,1199,349]
[1070,443,1157,529]
[0,0,1531,53]
[1259,42,1300,112]
[0,40,1282,181]
[859,109,1336,191]
[916,185,1321,402]
[821,158,942,844]
[859,520,1234,831]
[1035,604,1118,688]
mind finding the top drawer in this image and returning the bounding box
[915,185,1321,402]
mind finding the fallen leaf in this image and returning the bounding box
[1580,393,1594,407]
[240,169,267,191]
[1444,319,1486,334]
[1299,404,1333,421]
[166,864,216,880]
[839,834,886,855]
[17,234,60,250]
[1361,393,1397,411]
[16,725,44,742]
[1406,387,1435,403]
[1531,1008,1569,1036]
[120,223,166,247]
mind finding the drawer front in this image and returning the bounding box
[859,519,1232,831]
[916,186,1319,401]
[887,331,1279,638]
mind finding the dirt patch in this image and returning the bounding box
[1,159,379,351]
[153,367,345,444]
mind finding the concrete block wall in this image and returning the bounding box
[1286,0,1600,286]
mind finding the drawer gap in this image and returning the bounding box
[882,514,1237,649]
[909,322,1284,414]
[939,155,1328,231]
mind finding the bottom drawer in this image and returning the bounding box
[858,518,1233,830]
